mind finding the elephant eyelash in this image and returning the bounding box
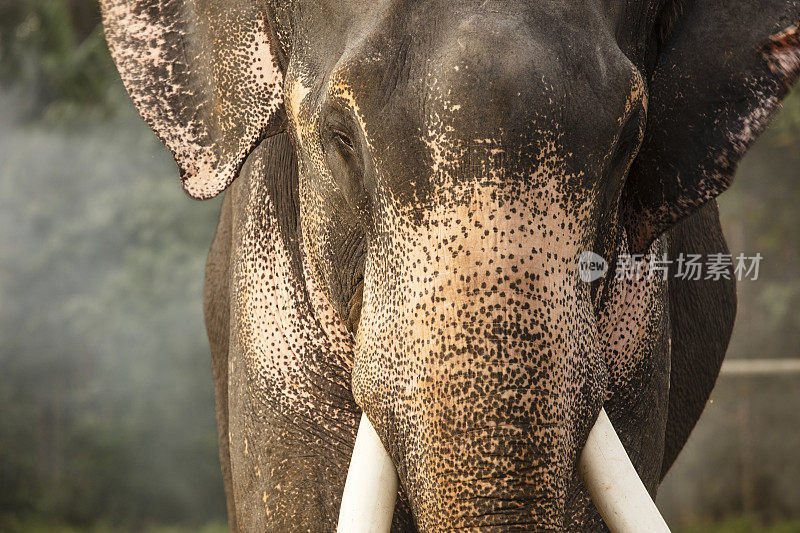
[332,129,355,152]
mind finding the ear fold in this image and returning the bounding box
[623,1,800,254]
[101,0,285,199]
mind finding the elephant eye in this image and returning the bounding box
[331,129,355,153]
[321,114,373,228]
[607,107,646,182]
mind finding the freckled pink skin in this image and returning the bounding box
[101,0,284,199]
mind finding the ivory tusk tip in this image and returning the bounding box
[579,408,671,533]
[337,413,399,533]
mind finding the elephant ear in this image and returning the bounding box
[101,0,285,199]
[623,0,800,254]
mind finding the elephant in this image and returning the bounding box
[100,0,799,530]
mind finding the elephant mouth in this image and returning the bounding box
[337,410,670,532]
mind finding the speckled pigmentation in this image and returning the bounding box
[102,0,799,531]
[101,0,284,199]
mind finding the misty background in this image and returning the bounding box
[0,2,798,532]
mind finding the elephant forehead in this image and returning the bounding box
[373,131,598,244]
[283,0,646,204]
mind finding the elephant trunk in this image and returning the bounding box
[349,178,667,529]
[354,288,605,529]
[338,410,670,532]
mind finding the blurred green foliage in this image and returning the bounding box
[0,518,227,533]
[0,0,116,117]
[0,105,226,527]
[677,515,800,533]
[1,0,227,530]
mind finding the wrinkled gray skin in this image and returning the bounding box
[101,0,800,530]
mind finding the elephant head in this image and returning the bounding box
[101,0,800,530]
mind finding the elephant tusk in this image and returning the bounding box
[579,408,671,533]
[338,409,669,532]
[337,412,398,533]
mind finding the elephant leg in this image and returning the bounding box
[661,200,737,477]
[204,192,238,530]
